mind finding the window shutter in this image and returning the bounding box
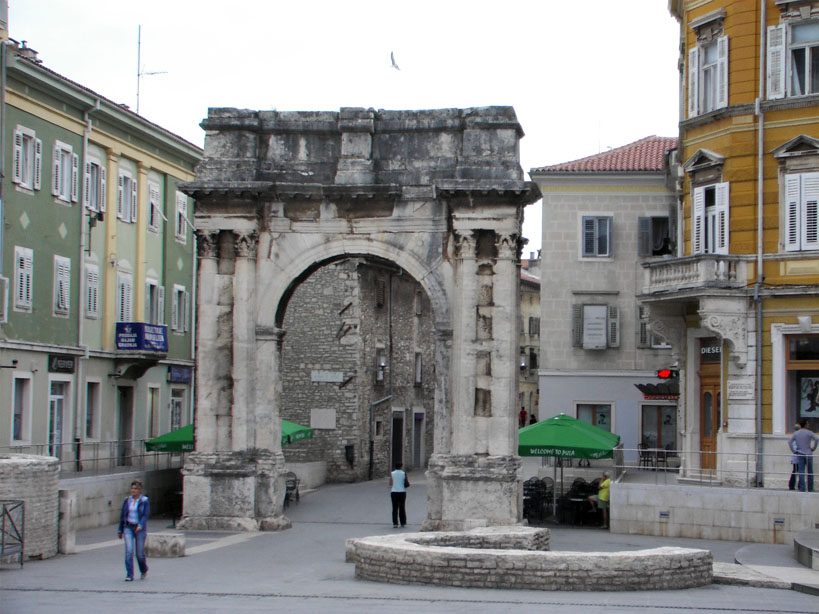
[607,304,620,348]
[688,46,699,118]
[803,172,819,250]
[582,217,596,256]
[692,187,705,254]
[716,35,729,109]
[83,161,92,208]
[54,256,71,314]
[572,304,583,347]
[158,286,165,325]
[71,153,79,202]
[33,139,42,190]
[85,264,99,318]
[171,288,179,330]
[145,282,152,322]
[637,217,651,257]
[99,166,107,212]
[52,145,61,196]
[0,276,8,324]
[117,175,124,219]
[715,182,730,254]
[785,174,801,251]
[130,179,138,223]
[637,306,649,349]
[767,25,786,99]
[15,247,33,309]
[183,290,190,332]
[12,130,22,184]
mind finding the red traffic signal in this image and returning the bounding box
[656,368,678,379]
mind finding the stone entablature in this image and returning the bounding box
[179,107,540,531]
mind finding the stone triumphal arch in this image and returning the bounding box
[179,107,541,531]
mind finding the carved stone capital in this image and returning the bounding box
[196,230,220,259]
[453,230,476,259]
[495,232,519,260]
[698,297,748,368]
[234,230,259,259]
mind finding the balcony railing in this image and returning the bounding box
[642,255,750,296]
[1,439,185,477]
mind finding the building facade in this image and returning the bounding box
[280,258,435,482]
[0,38,201,474]
[530,136,678,458]
[519,267,540,424]
[640,0,819,486]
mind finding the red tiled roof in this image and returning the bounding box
[531,136,677,174]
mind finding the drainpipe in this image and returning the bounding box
[0,41,6,277]
[754,0,767,487]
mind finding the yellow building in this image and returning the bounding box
[642,0,819,487]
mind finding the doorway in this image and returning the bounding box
[391,411,404,469]
[49,381,67,458]
[412,412,424,469]
[117,386,134,466]
[699,365,721,472]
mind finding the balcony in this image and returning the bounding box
[641,255,750,298]
[115,322,168,379]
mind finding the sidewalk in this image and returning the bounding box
[2,470,818,614]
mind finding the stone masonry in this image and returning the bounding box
[180,106,540,531]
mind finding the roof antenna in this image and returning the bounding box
[136,25,167,114]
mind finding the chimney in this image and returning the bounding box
[19,40,40,63]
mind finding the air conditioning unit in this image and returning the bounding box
[0,276,8,324]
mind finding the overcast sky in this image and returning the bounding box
[9,1,681,252]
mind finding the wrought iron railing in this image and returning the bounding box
[0,500,24,567]
[1,439,185,477]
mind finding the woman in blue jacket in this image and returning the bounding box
[117,480,150,581]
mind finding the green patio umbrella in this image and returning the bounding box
[518,413,620,459]
[281,419,313,446]
[144,424,194,452]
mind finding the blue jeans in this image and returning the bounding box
[796,455,814,492]
[123,525,148,578]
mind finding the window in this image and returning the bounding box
[83,157,107,212]
[145,279,165,325]
[117,170,138,223]
[637,217,671,257]
[688,35,728,117]
[768,20,819,99]
[175,191,188,243]
[85,263,99,319]
[577,403,612,432]
[52,141,79,203]
[641,405,677,449]
[170,389,185,432]
[12,126,41,191]
[375,279,386,307]
[148,182,162,232]
[637,305,671,349]
[116,273,133,322]
[785,172,819,252]
[414,291,423,316]
[85,381,100,439]
[528,349,538,371]
[53,255,71,317]
[12,375,32,443]
[171,284,189,332]
[375,348,387,382]
[572,304,619,350]
[148,386,161,438]
[14,246,33,312]
[786,335,819,427]
[528,317,540,336]
[692,183,730,255]
[581,216,612,258]
[414,352,423,385]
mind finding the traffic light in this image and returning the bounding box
[656,368,678,379]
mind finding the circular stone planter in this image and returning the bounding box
[346,526,713,591]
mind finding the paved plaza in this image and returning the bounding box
[2,469,818,614]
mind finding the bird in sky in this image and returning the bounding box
[390,51,400,71]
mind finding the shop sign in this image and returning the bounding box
[48,354,76,373]
[168,366,192,383]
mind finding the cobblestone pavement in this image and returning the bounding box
[2,471,818,614]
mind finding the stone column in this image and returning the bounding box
[231,230,258,451]
[193,230,220,453]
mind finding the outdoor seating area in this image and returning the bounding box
[522,476,554,523]
[556,477,603,526]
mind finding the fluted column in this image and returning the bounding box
[231,230,258,451]
[194,230,220,453]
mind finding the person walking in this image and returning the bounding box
[789,422,801,491]
[117,479,150,581]
[788,418,819,492]
[389,462,409,528]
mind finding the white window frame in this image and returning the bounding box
[116,273,133,322]
[14,246,33,312]
[85,263,99,319]
[175,191,188,244]
[85,380,101,440]
[784,172,819,252]
[768,21,819,99]
[148,385,161,438]
[692,182,730,255]
[170,388,185,431]
[580,215,613,259]
[83,156,107,213]
[148,181,162,232]
[145,279,165,325]
[12,125,42,191]
[11,373,33,444]
[688,35,729,118]
[117,169,138,223]
[572,303,620,350]
[53,255,71,317]
[52,140,79,203]
[171,284,189,332]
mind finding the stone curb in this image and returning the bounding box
[712,562,791,590]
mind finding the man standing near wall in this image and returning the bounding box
[788,419,819,492]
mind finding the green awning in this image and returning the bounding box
[144,424,194,453]
[518,413,621,459]
[281,419,313,446]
